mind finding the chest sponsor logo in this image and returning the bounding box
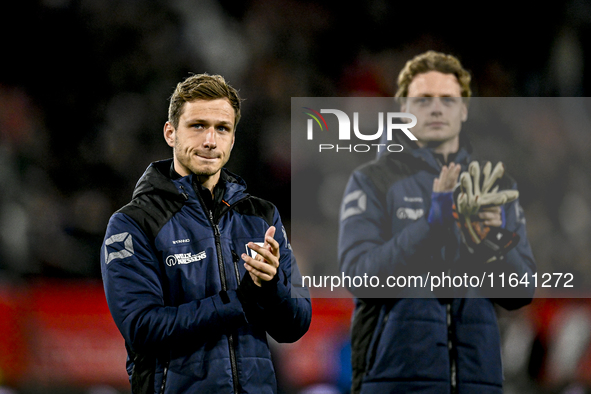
[396,207,424,220]
[166,251,207,266]
[172,239,190,245]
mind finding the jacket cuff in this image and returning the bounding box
[237,269,287,309]
[260,268,288,305]
[428,191,454,227]
[212,289,247,330]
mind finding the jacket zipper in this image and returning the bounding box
[213,196,251,394]
[209,210,240,394]
[218,196,251,287]
[447,303,457,394]
[231,250,241,283]
[191,182,249,394]
[159,361,169,394]
[424,153,461,393]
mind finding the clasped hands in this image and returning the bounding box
[434,161,518,239]
[242,226,280,287]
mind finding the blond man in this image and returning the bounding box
[339,51,535,394]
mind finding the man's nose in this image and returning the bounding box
[203,127,217,148]
[430,97,444,115]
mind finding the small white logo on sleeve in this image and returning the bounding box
[396,207,424,220]
[104,232,134,264]
[341,190,367,221]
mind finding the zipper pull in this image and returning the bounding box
[231,250,241,283]
[178,185,189,201]
[231,250,240,263]
[211,211,221,236]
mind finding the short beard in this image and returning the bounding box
[173,136,227,177]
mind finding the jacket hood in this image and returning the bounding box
[132,159,247,200]
[132,159,180,200]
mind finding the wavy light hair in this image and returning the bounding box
[396,51,472,99]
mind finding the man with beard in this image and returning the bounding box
[101,74,311,393]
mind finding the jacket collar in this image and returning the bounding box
[132,158,248,204]
[411,144,471,171]
[385,129,472,172]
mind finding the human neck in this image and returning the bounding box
[172,159,220,196]
[196,173,220,196]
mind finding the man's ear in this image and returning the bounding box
[400,102,411,124]
[164,122,175,147]
[461,102,468,122]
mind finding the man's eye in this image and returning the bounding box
[192,124,204,129]
[442,97,457,104]
[415,98,430,105]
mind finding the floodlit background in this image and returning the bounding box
[1,1,591,393]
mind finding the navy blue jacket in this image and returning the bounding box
[101,159,311,394]
[338,137,536,393]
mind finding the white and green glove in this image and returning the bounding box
[453,161,520,263]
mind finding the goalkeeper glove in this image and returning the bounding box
[453,161,520,263]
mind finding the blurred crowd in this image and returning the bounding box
[1,0,591,393]
[1,0,589,282]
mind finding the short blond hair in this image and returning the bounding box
[396,51,472,98]
[168,73,242,129]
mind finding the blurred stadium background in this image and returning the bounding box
[1,0,591,393]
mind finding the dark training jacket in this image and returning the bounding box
[101,159,311,394]
[338,135,536,394]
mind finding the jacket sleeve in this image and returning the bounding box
[488,185,537,310]
[101,212,247,354]
[238,208,312,343]
[338,170,445,292]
